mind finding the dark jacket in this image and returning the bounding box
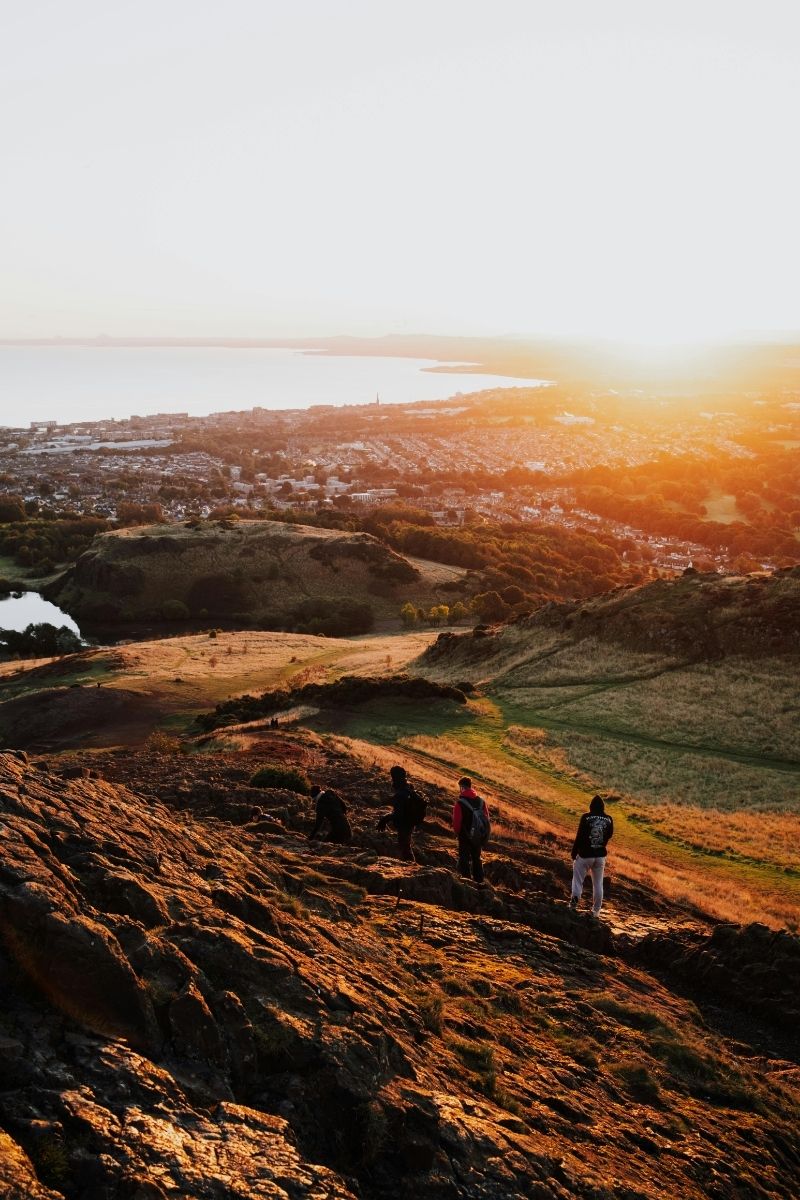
[572,812,613,858]
[309,789,352,842]
[380,782,415,832]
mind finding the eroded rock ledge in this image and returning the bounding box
[0,749,797,1199]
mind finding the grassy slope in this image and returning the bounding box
[407,616,800,928]
[3,614,798,928]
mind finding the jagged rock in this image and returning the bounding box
[0,1129,62,1200]
[631,921,800,1028]
[0,750,797,1200]
[0,892,159,1052]
[168,981,225,1065]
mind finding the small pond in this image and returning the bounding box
[0,591,82,636]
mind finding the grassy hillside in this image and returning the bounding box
[3,570,798,928]
[44,518,463,629]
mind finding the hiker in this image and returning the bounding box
[308,784,352,844]
[570,795,613,916]
[452,776,490,883]
[377,764,423,861]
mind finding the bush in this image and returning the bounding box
[161,599,190,620]
[289,598,374,637]
[145,730,183,754]
[249,765,310,793]
[196,674,469,731]
[0,622,82,658]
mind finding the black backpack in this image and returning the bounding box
[460,796,490,846]
[406,784,428,828]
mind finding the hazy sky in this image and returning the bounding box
[2,0,798,343]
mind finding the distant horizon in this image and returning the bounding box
[2,330,800,349]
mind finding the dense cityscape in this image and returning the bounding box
[1,383,798,584]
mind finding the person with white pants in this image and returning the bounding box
[570,796,613,916]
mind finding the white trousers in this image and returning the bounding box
[572,856,605,914]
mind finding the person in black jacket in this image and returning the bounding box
[569,795,613,916]
[308,785,352,844]
[377,764,417,862]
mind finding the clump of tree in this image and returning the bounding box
[161,599,190,620]
[116,502,165,527]
[0,622,82,658]
[565,448,800,565]
[286,598,374,637]
[0,496,26,524]
[0,515,110,573]
[400,600,469,627]
[197,673,468,731]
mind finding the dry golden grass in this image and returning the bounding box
[500,638,677,688]
[85,628,438,707]
[626,800,800,874]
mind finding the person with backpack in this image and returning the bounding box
[452,776,490,884]
[569,795,613,916]
[308,784,352,844]
[377,765,424,861]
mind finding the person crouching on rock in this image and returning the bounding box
[308,784,352,844]
[452,776,490,884]
[377,765,419,862]
[569,795,613,916]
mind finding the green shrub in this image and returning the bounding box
[161,598,190,620]
[250,765,310,793]
[611,1062,661,1103]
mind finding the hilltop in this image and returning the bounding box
[44,519,462,631]
[1,743,799,1200]
[421,568,800,675]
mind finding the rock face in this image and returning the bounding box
[0,747,798,1199]
[45,519,422,626]
[632,922,800,1029]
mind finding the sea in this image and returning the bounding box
[0,345,551,427]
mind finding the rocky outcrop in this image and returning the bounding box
[0,748,797,1199]
[45,519,424,627]
[630,921,800,1030]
